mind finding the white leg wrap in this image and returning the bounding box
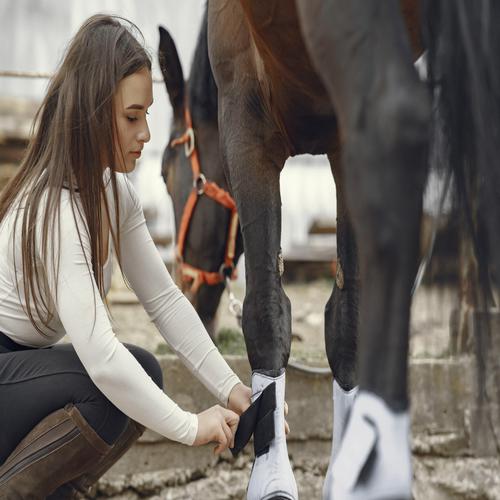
[330,391,412,500]
[247,371,298,500]
[322,380,358,500]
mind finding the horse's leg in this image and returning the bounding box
[322,152,359,498]
[297,1,430,498]
[208,2,297,486]
[218,93,296,499]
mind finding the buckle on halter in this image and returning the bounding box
[219,263,234,279]
[194,173,207,195]
[184,127,195,157]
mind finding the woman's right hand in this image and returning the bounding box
[193,405,240,454]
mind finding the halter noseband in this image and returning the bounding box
[170,107,239,294]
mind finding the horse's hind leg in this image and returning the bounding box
[322,152,359,497]
[297,1,430,498]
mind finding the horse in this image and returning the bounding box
[204,1,429,499]
[158,12,243,340]
[162,1,500,498]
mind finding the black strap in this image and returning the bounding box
[231,381,276,457]
[253,382,276,456]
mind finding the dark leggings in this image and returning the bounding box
[0,333,163,465]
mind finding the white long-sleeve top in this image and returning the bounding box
[0,170,241,445]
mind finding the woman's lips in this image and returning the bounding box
[130,151,141,158]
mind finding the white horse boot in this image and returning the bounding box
[330,391,412,500]
[322,379,358,500]
[247,370,298,500]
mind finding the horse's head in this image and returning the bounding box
[158,23,243,339]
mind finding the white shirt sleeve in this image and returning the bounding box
[116,176,241,406]
[39,194,199,445]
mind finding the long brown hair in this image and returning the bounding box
[0,14,152,336]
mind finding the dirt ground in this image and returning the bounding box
[108,266,456,365]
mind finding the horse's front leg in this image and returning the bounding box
[297,1,430,499]
[217,91,297,498]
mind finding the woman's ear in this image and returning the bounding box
[158,25,185,120]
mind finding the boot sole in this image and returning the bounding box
[261,493,296,500]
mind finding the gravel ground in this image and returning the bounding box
[93,454,500,500]
[95,455,325,500]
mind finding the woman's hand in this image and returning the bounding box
[193,405,240,454]
[227,382,290,435]
[227,383,252,415]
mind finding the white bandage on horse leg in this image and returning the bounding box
[322,379,358,500]
[247,370,298,500]
[330,391,412,500]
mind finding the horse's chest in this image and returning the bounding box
[277,96,339,155]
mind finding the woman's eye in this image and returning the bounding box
[127,116,138,122]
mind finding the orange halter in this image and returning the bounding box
[170,107,239,294]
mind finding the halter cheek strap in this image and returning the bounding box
[170,107,239,294]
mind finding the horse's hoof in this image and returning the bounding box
[246,371,298,500]
[329,391,412,500]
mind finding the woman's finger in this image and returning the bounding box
[284,401,289,417]
[214,427,228,455]
[223,408,239,445]
[285,420,290,435]
[221,420,233,450]
[223,408,240,426]
[227,419,239,439]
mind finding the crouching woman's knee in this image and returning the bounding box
[125,344,164,390]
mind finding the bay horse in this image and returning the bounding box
[162,1,500,498]
[158,12,243,340]
[205,1,428,499]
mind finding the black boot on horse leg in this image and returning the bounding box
[297,1,430,498]
[323,153,360,499]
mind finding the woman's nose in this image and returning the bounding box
[138,121,151,143]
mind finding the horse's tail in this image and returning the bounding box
[423,0,500,399]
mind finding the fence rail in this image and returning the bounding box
[0,70,164,84]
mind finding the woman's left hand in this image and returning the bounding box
[227,383,252,415]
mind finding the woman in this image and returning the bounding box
[0,14,251,498]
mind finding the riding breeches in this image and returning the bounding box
[0,332,163,465]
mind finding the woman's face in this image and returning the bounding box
[113,67,153,173]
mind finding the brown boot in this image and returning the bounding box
[48,419,145,499]
[0,404,111,500]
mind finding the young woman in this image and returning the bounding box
[0,14,251,498]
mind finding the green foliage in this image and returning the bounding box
[216,328,247,355]
[155,342,174,355]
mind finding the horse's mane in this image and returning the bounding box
[188,7,218,124]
